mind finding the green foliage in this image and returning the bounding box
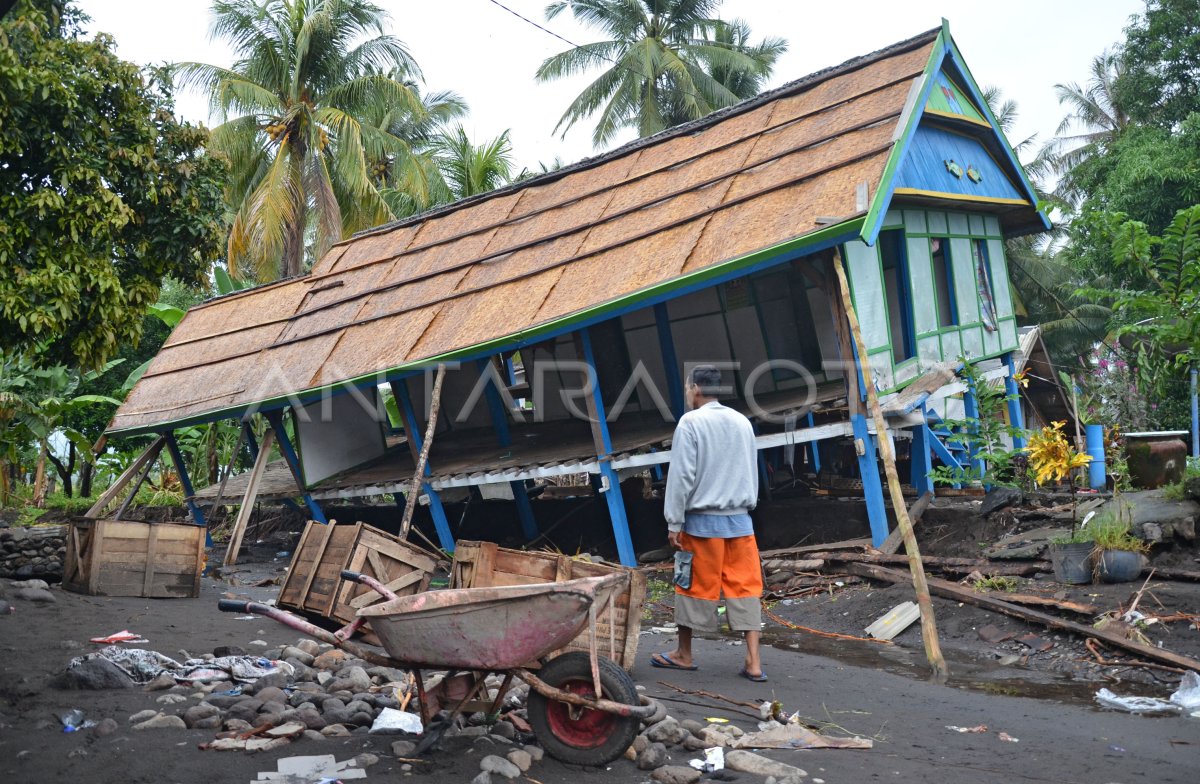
[176,0,434,280]
[536,0,787,147]
[1087,507,1148,553]
[971,575,1018,592]
[0,2,228,370]
[1114,0,1200,129]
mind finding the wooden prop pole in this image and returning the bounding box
[207,421,250,517]
[399,364,446,542]
[832,248,948,681]
[223,427,275,566]
[85,436,166,519]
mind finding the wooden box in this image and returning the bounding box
[278,521,437,639]
[450,540,646,671]
[63,519,204,598]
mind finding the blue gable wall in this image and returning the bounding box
[893,123,1026,203]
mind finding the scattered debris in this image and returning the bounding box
[89,630,149,644]
[864,601,920,640]
[730,723,873,750]
[946,725,988,734]
[252,753,368,782]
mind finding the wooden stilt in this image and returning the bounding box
[85,436,166,519]
[207,421,250,515]
[832,248,948,682]
[224,428,275,566]
[400,365,446,542]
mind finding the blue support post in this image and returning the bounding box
[163,432,208,546]
[654,303,685,420]
[962,382,985,477]
[244,421,260,460]
[910,404,934,496]
[805,411,821,473]
[578,328,637,567]
[1191,366,1198,459]
[476,358,538,541]
[1085,423,1107,490]
[395,380,456,552]
[1003,353,1027,449]
[265,411,328,524]
[850,414,890,547]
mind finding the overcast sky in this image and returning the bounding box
[76,0,1143,173]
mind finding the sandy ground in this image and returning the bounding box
[2,538,1198,784]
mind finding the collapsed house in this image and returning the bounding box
[105,22,1048,565]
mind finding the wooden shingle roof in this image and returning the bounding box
[110,28,943,434]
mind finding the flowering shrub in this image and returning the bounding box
[1027,421,1092,486]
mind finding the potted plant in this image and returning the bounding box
[1088,505,1149,583]
[1028,421,1095,583]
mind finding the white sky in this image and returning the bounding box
[76,0,1143,173]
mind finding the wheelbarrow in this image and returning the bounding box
[218,570,660,765]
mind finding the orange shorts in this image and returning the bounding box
[674,532,763,632]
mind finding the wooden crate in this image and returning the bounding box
[450,540,646,671]
[278,521,437,637]
[62,519,204,598]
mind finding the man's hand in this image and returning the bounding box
[667,530,682,549]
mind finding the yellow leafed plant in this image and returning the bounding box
[1027,421,1091,485]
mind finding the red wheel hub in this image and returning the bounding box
[544,678,618,749]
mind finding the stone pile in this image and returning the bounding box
[627,714,809,784]
[0,526,66,580]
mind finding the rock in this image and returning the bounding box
[633,734,650,753]
[506,749,532,772]
[367,665,407,683]
[129,709,158,724]
[281,646,315,666]
[980,487,1023,516]
[303,730,325,742]
[524,745,544,762]
[223,718,253,732]
[637,742,669,770]
[255,686,287,705]
[226,698,264,723]
[313,650,348,670]
[92,718,119,737]
[491,719,515,739]
[354,753,380,768]
[206,694,245,710]
[345,699,372,715]
[16,587,55,603]
[480,754,521,779]
[321,723,351,737]
[645,718,680,744]
[682,735,709,750]
[248,639,268,647]
[155,693,187,705]
[260,700,289,716]
[349,711,374,727]
[680,719,706,735]
[316,671,334,686]
[327,665,371,694]
[294,707,325,730]
[652,765,702,784]
[212,645,245,658]
[133,713,187,730]
[51,659,133,690]
[0,600,14,615]
[324,708,353,726]
[724,750,807,779]
[471,773,492,784]
[248,670,290,692]
[1185,475,1200,501]
[391,739,417,756]
[13,578,48,589]
[295,639,321,656]
[193,716,222,730]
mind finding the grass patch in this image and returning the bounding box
[972,575,1018,592]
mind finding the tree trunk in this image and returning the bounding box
[46,443,74,498]
[80,460,94,498]
[32,439,49,508]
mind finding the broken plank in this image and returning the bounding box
[758,537,871,558]
[761,559,825,573]
[878,492,932,555]
[997,593,1098,616]
[787,551,1049,575]
[846,563,1200,674]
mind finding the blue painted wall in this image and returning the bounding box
[894,123,1025,202]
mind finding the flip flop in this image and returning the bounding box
[739,667,768,682]
[650,653,698,671]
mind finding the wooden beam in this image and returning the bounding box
[847,563,1200,673]
[833,248,947,681]
[223,427,275,566]
[400,364,446,542]
[85,436,165,519]
[879,492,933,555]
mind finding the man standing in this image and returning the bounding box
[651,365,766,681]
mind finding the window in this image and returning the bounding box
[972,239,998,332]
[879,230,915,363]
[931,238,957,328]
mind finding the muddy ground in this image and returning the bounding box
[1,496,1199,784]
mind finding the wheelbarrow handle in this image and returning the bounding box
[218,599,251,613]
[340,570,363,582]
[340,570,401,602]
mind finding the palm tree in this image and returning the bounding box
[432,126,516,200]
[177,0,429,280]
[536,0,787,147]
[1046,49,1130,203]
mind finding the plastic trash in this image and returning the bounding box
[689,747,725,772]
[368,708,423,735]
[1095,689,1178,714]
[89,630,148,644]
[60,709,96,733]
[1169,671,1200,713]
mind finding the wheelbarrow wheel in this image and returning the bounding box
[527,652,640,766]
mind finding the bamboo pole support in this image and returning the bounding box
[832,248,948,681]
[399,364,447,542]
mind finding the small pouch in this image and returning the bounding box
[672,549,694,590]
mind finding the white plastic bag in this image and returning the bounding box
[368,707,423,734]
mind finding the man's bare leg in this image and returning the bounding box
[655,625,695,667]
[743,630,762,676]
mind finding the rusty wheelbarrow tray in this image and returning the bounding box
[218,570,657,765]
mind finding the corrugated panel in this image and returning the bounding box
[109,30,943,434]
